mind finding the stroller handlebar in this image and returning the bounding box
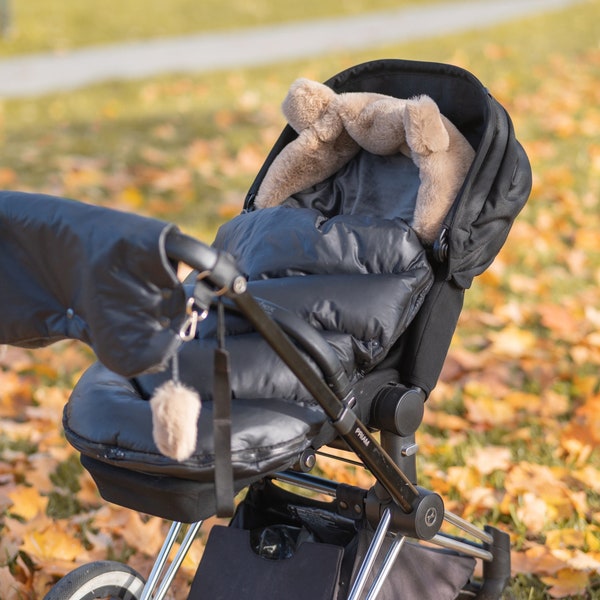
[165,229,240,285]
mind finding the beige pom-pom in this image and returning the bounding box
[150,380,201,461]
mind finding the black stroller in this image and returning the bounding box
[0,59,531,600]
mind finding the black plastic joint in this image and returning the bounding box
[370,384,425,436]
[332,406,357,436]
[476,526,511,599]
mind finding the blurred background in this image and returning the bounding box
[0,1,599,598]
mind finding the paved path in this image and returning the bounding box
[0,0,584,98]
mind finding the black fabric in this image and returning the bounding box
[445,103,531,287]
[213,343,234,517]
[395,274,465,395]
[189,526,344,600]
[204,205,433,395]
[213,205,429,280]
[80,454,265,522]
[347,531,476,600]
[133,208,432,405]
[65,362,326,482]
[0,191,186,377]
[79,455,224,522]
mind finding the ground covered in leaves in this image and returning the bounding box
[0,1,599,598]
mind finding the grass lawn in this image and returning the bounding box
[0,0,599,598]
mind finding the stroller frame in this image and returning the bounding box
[126,230,510,600]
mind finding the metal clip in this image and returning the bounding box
[180,297,208,342]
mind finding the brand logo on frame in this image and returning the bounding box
[355,427,370,446]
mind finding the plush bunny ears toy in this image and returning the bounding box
[254,78,475,244]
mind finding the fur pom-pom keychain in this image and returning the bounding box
[150,376,201,461]
[150,298,203,461]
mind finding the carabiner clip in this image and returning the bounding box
[180,297,208,342]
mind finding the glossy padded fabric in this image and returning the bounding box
[0,191,186,377]
[65,150,433,485]
[133,205,433,404]
[66,362,326,482]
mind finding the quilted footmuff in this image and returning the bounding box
[64,200,432,518]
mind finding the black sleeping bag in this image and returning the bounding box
[134,203,433,405]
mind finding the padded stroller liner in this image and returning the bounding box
[65,362,326,482]
[137,206,432,400]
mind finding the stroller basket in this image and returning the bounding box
[0,58,531,600]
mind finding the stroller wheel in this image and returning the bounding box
[43,560,146,600]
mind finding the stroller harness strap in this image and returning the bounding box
[213,301,234,517]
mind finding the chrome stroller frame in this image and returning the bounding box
[125,229,511,600]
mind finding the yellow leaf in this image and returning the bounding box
[488,327,537,359]
[464,394,516,427]
[8,486,48,520]
[540,568,590,598]
[466,446,512,476]
[21,521,87,562]
[545,528,585,550]
[119,186,144,209]
[446,465,483,495]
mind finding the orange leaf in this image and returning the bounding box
[516,492,548,532]
[0,566,26,600]
[21,520,87,562]
[540,568,590,598]
[511,544,568,576]
[119,512,165,557]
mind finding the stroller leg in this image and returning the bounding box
[141,521,203,600]
[347,508,392,600]
[364,534,406,600]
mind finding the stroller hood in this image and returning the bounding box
[246,59,532,289]
[0,191,186,377]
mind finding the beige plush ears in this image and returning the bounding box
[255,79,393,209]
[255,79,362,208]
[282,78,341,142]
[254,78,475,245]
[406,96,475,244]
[342,97,409,156]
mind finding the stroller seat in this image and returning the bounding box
[65,150,434,522]
[63,60,531,535]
